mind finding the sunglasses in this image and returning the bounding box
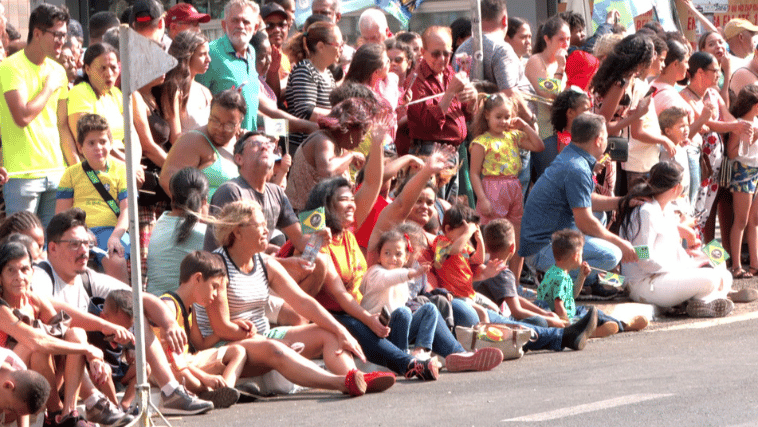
[430,50,452,59]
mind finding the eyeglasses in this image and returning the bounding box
[56,239,95,250]
[208,116,241,132]
[265,21,289,30]
[44,29,67,41]
[430,50,453,59]
[325,41,345,49]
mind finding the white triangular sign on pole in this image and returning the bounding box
[119,25,177,427]
[120,27,178,95]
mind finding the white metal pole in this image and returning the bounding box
[119,26,150,427]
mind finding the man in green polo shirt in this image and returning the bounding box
[196,0,260,131]
[0,4,77,227]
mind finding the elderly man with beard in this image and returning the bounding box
[196,0,261,132]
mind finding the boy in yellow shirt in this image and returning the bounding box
[56,113,129,282]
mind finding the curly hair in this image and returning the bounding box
[0,212,43,242]
[550,89,589,133]
[591,34,654,97]
[318,97,384,136]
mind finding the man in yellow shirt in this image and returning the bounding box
[0,4,77,227]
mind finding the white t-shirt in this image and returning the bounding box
[32,261,130,310]
[0,348,26,370]
[625,78,663,173]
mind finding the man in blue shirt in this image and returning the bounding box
[520,113,637,294]
[196,0,260,131]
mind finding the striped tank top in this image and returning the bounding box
[194,248,270,337]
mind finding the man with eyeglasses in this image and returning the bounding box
[0,4,77,229]
[407,26,477,201]
[204,132,330,313]
[33,208,215,417]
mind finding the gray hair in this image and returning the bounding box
[224,0,259,20]
[358,8,387,36]
[571,112,606,145]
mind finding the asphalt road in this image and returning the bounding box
[167,314,758,427]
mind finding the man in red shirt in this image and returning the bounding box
[407,26,477,200]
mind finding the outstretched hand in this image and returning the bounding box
[424,143,457,174]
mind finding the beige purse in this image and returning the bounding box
[455,323,534,361]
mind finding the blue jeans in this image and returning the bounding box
[451,299,564,352]
[518,150,531,200]
[524,234,622,285]
[4,175,61,229]
[575,305,623,332]
[389,304,465,357]
[332,313,414,375]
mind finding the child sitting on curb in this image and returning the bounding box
[535,229,648,338]
[475,219,567,328]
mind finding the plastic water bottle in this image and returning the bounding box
[301,233,323,265]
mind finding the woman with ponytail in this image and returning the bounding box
[613,161,734,318]
[283,21,343,154]
[147,167,210,295]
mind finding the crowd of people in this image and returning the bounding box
[0,0,757,425]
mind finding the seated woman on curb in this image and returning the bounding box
[192,200,395,396]
[614,161,749,317]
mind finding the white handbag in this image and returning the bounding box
[455,323,535,361]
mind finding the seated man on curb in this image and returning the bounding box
[519,113,639,298]
[32,208,214,416]
[104,289,245,409]
[0,348,51,427]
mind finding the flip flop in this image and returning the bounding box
[731,268,753,279]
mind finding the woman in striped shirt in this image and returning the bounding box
[283,22,342,154]
[193,200,396,395]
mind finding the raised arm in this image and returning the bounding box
[353,119,389,229]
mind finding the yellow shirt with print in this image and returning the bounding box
[471,131,524,177]
[56,159,127,228]
[0,50,68,177]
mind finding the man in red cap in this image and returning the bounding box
[165,3,210,40]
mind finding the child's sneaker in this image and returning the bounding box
[404,358,439,381]
[362,371,395,393]
[198,387,240,408]
[445,347,503,372]
[343,369,367,396]
[159,385,214,415]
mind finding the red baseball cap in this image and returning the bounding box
[166,3,210,24]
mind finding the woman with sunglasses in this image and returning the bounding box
[159,89,244,199]
[284,21,343,154]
